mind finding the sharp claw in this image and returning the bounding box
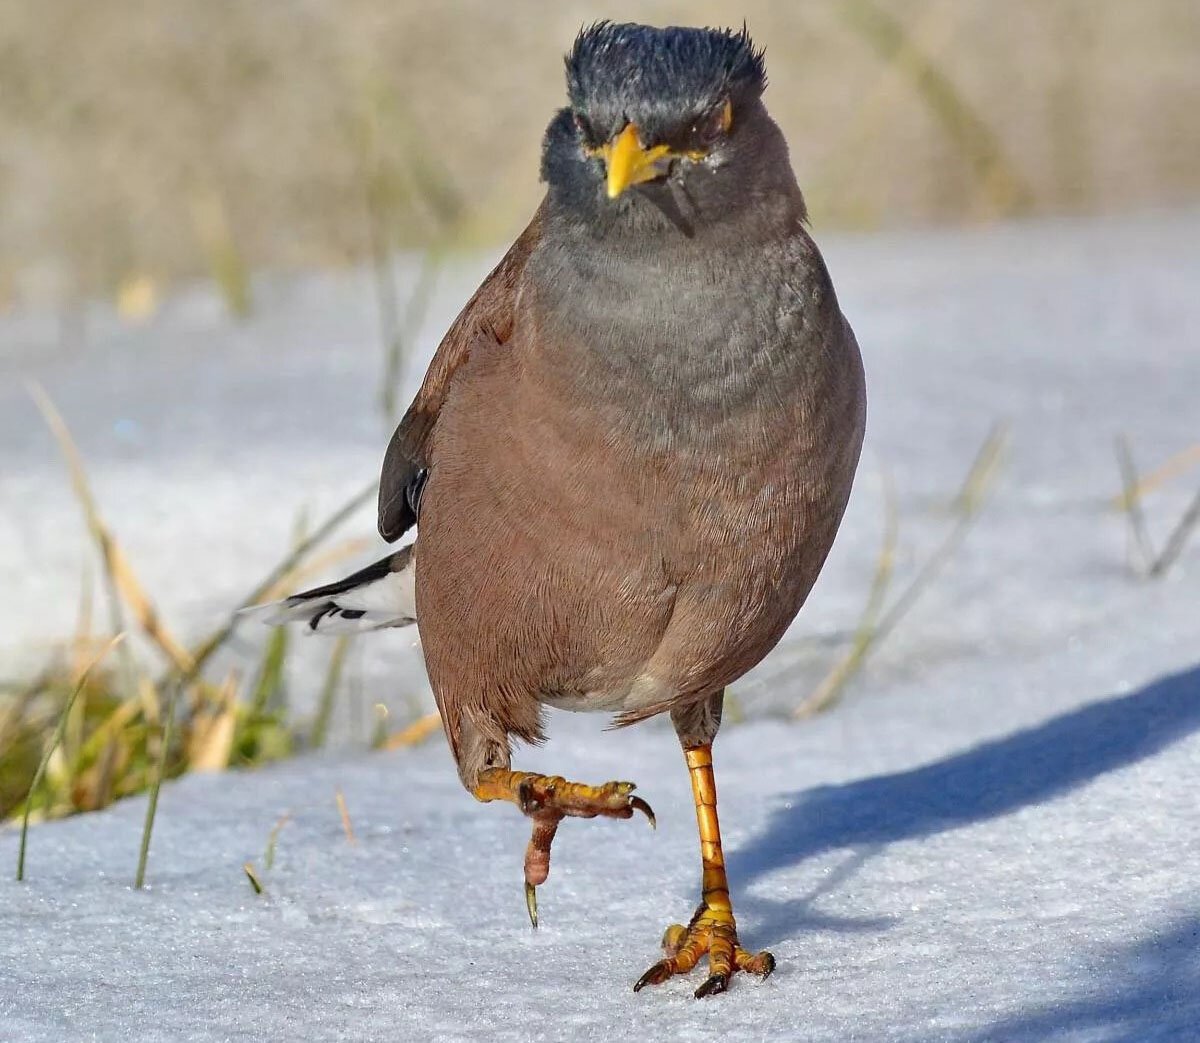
[633,961,671,993]
[760,952,776,980]
[694,973,729,999]
[516,778,537,814]
[525,881,539,930]
[630,795,656,828]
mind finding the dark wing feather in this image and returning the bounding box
[377,202,544,542]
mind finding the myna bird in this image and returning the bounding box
[257,22,865,997]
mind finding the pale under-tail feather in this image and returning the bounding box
[243,546,416,635]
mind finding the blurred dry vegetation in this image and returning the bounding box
[2,0,1199,312]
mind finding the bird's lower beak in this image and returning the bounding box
[602,124,672,199]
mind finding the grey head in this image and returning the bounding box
[540,22,805,238]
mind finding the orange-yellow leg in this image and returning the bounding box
[634,745,774,998]
[473,769,655,928]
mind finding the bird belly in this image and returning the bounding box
[416,247,865,736]
[541,671,675,714]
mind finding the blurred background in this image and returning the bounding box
[3,0,1199,315]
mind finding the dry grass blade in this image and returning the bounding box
[352,80,406,424]
[17,634,125,882]
[186,480,375,681]
[837,0,1033,217]
[796,422,1008,718]
[186,672,238,772]
[0,656,54,753]
[72,691,142,781]
[351,79,464,423]
[382,711,443,750]
[810,0,962,225]
[243,862,265,895]
[379,250,442,424]
[335,789,357,845]
[1115,435,1156,574]
[953,421,1009,515]
[28,382,195,675]
[369,702,391,749]
[189,184,252,319]
[1111,443,1200,509]
[1148,488,1200,578]
[871,423,1007,639]
[795,466,899,718]
[0,683,32,749]
[1114,436,1199,578]
[258,537,372,603]
[71,565,95,677]
[3,407,371,837]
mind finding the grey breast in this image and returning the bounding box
[526,212,851,462]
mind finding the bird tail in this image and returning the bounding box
[242,545,416,635]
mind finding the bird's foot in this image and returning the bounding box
[474,769,656,824]
[634,902,775,998]
[473,769,655,927]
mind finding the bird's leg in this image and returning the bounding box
[473,769,655,927]
[634,744,774,998]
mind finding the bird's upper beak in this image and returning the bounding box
[601,124,672,199]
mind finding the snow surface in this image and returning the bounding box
[3,211,1200,1041]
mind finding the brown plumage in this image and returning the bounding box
[415,202,863,777]
[258,22,865,997]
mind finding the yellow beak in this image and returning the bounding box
[602,123,672,199]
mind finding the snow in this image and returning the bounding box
[2,211,1200,1041]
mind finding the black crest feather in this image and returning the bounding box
[565,22,766,144]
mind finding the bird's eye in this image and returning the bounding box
[695,99,733,146]
[574,112,598,149]
[685,99,733,161]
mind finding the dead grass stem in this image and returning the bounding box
[795,421,1008,718]
[1115,435,1200,578]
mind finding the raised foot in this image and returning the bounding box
[634,903,775,999]
[514,773,655,825]
[473,769,655,929]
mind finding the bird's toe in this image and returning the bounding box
[634,904,775,998]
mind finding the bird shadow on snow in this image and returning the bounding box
[727,663,1200,947]
[960,913,1200,1042]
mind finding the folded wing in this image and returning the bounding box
[377,202,544,542]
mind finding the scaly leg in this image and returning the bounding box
[474,769,655,927]
[634,744,774,997]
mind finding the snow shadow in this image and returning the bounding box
[728,663,1200,940]
[961,913,1200,1041]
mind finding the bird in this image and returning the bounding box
[254,21,865,998]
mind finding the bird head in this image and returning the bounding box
[542,23,795,233]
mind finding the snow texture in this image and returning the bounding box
[2,211,1200,1041]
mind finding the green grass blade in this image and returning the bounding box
[263,813,290,870]
[17,635,125,882]
[311,636,351,750]
[249,627,288,717]
[134,678,181,889]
